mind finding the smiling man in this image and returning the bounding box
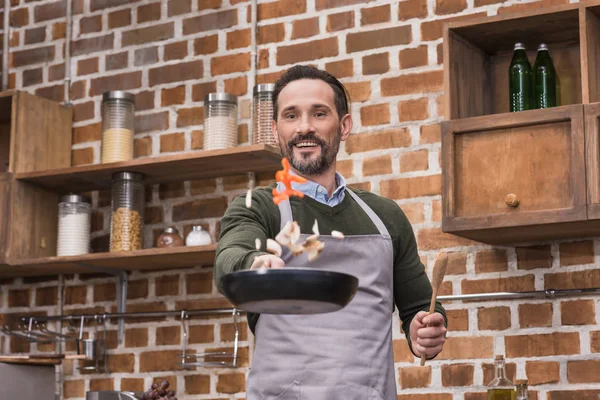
[214,65,447,400]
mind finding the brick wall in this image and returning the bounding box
[1,0,599,399]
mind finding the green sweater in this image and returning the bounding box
[214,183,447,353]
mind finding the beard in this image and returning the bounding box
[278,130,341,176]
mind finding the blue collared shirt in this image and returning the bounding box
[289,171,347,207]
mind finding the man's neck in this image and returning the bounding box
[293,163,338,197]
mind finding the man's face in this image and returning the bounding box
[272,79,351,176]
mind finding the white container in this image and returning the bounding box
[204,93,238,151]
[57,194,91,256]
[185,226,212,246]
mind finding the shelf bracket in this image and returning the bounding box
[77,263,128,345]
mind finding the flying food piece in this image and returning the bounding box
[266,238,282,257]
[246,189,252,208]
[331,230,345,239]
[255,238,261,250]
[272,158,307,205]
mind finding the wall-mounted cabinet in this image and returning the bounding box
[442,1,600,245]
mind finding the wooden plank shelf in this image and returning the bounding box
[15,144,282,193]
[0,244,217,278]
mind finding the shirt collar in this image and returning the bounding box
[289,169,347,201]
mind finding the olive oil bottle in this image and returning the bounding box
[487,355,515,400]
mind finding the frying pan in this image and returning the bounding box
[220,268,359,314]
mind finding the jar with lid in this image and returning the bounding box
[204,93,238,151]
[57,194,91,256]
[101,91,136,164]
[157,227,184,248]
[252,84,276,146]
[110,172,145,252]
[185,226,213,246]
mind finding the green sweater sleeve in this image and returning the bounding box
[214,188,277,293]
[392,207,447,358]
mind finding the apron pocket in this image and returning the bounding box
[270,380,300,400]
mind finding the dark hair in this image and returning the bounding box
[272,65,350,121]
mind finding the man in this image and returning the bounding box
[215,65,447,400]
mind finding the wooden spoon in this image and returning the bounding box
[420,252,448,366]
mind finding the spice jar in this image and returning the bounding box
[204,93,238,151]
[57,194,91,256]
[185,226,212,246]
[157,227,184,248]
[252,84,276,145]
[110,172,145,252]
[101,91,135,164]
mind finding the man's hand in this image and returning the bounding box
[409,311,447,359]
[250,254,285,269]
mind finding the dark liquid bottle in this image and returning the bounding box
[509,42,532,112]
[533,43,557,108]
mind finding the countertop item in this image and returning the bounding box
[220,267,358,314]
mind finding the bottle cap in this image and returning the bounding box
[163,227,179,234]
[516,379,528,385]
[495,355,505,360]
[514,42,525,50]
[538,43,548,51]
[59,194,91,204]
[192,225,204,231]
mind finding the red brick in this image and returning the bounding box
[498,0,569,15]
[156,326,180,346]
[217,373,245,394]
[400,45,428,69]
[134,47,158,66]
[169,0,191,15]
[561,300,596,325]
[327,10,354,32]
[71,147,93,166]
[446,309,468,331]
[292,17,319,39]
[185,375,210,394]
[506,332,580,357]
[71,33,114,56]
[161,86,185,107]
[125,327,148,348]
[258,0,306,19]
[64,380,84,398]
[177,107,204,127]
[420,123,441,144]
[25,26,46,44]
[106,52,128,71]
[89,379,113,392]
[399,0,427,20]
[23,68,43,86]
[400,149,428,172]
[347,25,410,53]
[475,249,508,273]
[80,15,102,34]
[462,275,535,294]
[194,35,218,55]
[326,59,354,78]
[108,9,131,29]
[121,378,144,393]
[77,57,98,76]
[198,0,222,10]
[345,82,371,102]
[436,0,467,15]
[559,240,594,266]
[363,52,389,75]
[316,0,376,9]
[192,82,217,102]
[380,175,441,200]
[478,306,511,331]
[527,361,560,385]
[400,366,431,388]
[164,41,188,61]
[11,45,55,67]
[361,103,389,126]
[173,197,228,221]
[382,70,443,96]
[211,53,250,75]
[135,111,168,133]
[346,128,411,154]
[516,245,552,270]
[135,90,154,111]
[417,227,474,251]
[10,7,29,27]
[91,0,141,11]
[160,133,185,153]
[421,13,486,41]
[227,28,250,49]
[137,2,161,23]
[258,23,285,44]
[363,155,392,176]
[149,60,203,85]
[567,360,600,383]
[592,330,600,353]
[519,303,553,328]
[399,97,429,122]
[183,9,237,35]
[225,76,248,96]
[441,363,474,386]
[361,4,390,25]
[186,272,214,294]
[436,337,494,360]
[122,23,173,47]
[277,38,338,66]
[36,84,64,102]
[73,101,94,122]
[90,71,141,96]
[544,270,600,290]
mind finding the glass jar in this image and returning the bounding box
[487,355,515,400]
[110,172,145,252]
[515,380,528,400]
[204,93,238,151]
[185,225,212,246]
[252,84,276,145]
[57,194,91,256]
[157,227,184,248]
[101,91,136,164]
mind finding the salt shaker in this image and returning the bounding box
[185,226,212,246]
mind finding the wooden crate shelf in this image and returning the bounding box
[1,244,217,278]
[15,144,282,193]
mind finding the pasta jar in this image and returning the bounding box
[101,91,136,164]
[110,172,145,252]
[252,84,276,145]
[204,93,238,151]
[57,194,91,256]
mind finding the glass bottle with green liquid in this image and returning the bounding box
[509,42,532,112]
[532,43,557,108]
[487,355,515,400]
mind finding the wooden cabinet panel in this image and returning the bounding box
[582,5,600,103]
[0,173,11,265]
[442,105,587,244]
[586,103,600,218]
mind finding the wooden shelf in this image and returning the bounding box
[0,244,217,278]
[15,144,282,193]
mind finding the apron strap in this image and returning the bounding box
[276,182,391,238]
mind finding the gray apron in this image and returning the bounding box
[246,185,397,400]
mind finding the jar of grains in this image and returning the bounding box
[101,91,136,164]
[252,84,276,145]
[110,172,145,252]
[204,93,238,151]
[57,194,91,256]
